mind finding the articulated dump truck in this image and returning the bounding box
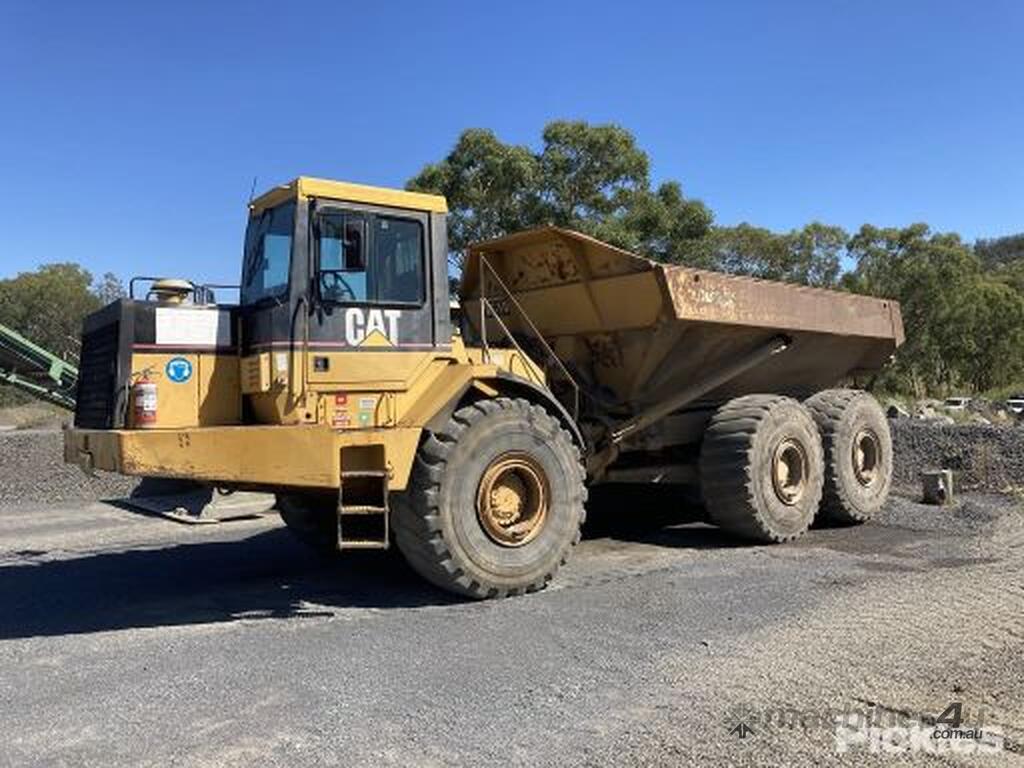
[65,177,904,598]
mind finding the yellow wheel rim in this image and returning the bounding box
[476,452,549,547]
[852,428,882,487]
[772,437,809,506]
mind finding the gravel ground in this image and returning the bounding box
[0,428,139,505]
[0,425,1021,765]
[891,420,1024,491]
[0,484,1021,765]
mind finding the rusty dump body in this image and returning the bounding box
[462,227,904,463]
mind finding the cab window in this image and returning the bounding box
[241,202,295,304]
[317,212,424,305]
[374,217,424,303]
[318,213,369,302]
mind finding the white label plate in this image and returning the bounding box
[155,308,231,347]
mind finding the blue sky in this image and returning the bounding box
[2,1,1022,286]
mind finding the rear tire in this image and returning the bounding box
[805,389,892,524]
[392,397,586,599]
[700,394,824,543]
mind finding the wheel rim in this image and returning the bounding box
[476,452,549,547]
[852,428,882,487]
[771,438,809,506]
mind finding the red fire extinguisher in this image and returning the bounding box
[132,373,158,428]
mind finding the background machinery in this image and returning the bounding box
[0,322,79,410]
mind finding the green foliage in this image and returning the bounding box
[616,180,718,265]
[976,234,1024,295]
[408,128,540,259]
[0,265,127,404]
[0,264,102,362]
[958,280,1024,392]
[998,262,1024,294]
[842,224,1024,395]
[983,382,1024,402]
[0,265,125,382]
[975,233,1024,270]
[407,121,712,264]
[93,272,127,306]
[693,221,846,286]
[536,121,648,228]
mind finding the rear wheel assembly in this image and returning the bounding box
[700,394,824,543]
[392,397,586,599]
[805,389,892,524]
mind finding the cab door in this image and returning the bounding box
[307,202,438,392]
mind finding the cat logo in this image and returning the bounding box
[344,308,401,347]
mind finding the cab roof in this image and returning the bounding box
[249,176,448,214]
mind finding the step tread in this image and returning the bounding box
[339,540,390,550]
[339,504,389,515]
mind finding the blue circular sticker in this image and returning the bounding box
[165,357,193,383]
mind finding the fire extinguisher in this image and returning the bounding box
[132,373,158,428]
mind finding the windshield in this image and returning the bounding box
[241,202,295,304]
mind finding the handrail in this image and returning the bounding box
[289,296,311,409]
[129,276,239,304]
[478,255,580,420]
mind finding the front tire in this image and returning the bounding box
[700,395,824,543]
[392,397,586,599]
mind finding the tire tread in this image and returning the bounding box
[392,397,586,599]
[699,394,822,543]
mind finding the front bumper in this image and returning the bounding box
[63,424,421,491]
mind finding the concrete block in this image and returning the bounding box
[922,469,954,505]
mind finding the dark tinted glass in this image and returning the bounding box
[373,217,423,304]
[317,213,424,305]
[241,202,295,304]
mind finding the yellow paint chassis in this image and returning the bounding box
[64,342,548,493]
[65,423,422,491]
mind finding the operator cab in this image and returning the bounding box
[241,178,450,352]
[238,177,452,423]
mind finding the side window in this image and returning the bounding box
[318,213,368,302]
[374,217,424,304]
[317,211,425,305]
[241,202,295,304]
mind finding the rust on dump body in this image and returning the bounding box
[462,226,904,410]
